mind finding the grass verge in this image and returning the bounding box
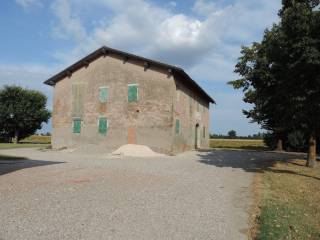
[0,135,51,149]
[0,154,28,160]
[254,159,320,240]
[0,143,50,150]
[210,139,268,151]
[20,135,51,144]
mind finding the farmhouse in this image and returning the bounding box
[44,46,214,154]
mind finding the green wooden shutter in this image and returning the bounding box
[203,126,205,138]
[98,117,108,135]
[73,119,81,133]
[99,87,108,103]
[128,85,138,102]
[72,83,86,117]
[175,119,180,134]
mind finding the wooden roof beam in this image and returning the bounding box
[144,62,150,71]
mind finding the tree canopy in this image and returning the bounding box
[0,85,51,143]
[229,0,320,167]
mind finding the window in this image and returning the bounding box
[203,126,206,139]
[175,119,180,134]
[197,102,200,112]
[99,86,109,103]
[73,119,81,133]
[98,117,108,135]
[72,83,85,117]
[128,84,138,102]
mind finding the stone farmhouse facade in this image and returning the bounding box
[44,46,214,154]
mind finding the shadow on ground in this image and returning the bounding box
[197,149,320,181]
[0,154,64,176]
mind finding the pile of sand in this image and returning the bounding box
[112,144,163,157]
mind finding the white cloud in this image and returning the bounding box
[0,63,58,133]
[51,0,87,42]
[158,14,201,45]
[11,0,282,135]
[16,0,43,10]
[47,0,280,70]
[0,64,59,110]
[193,0,217,16]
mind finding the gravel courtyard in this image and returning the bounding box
[0,148,269,240]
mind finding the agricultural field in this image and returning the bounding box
[210,138,267,151]
[0,135,51,150]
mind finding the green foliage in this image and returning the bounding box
[287,131,308,151]
[230,0,320,154]
[263,132,279,150]
[227,130,237,139]
[0,85,51,142]
[210,132,264,140]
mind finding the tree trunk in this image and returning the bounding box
[276,139,283,151]
[13,130,19,144]
[307,134,317,168]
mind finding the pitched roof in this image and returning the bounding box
[44,46,215,103]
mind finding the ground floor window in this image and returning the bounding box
[98,117,108,135]
[73,118,81,133]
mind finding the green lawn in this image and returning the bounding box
[255,159,320,239]
[20,135,51,144]
[210,139,267,151]
[0,135,51,149]
[0,154,28,160]
[0,143,50,150]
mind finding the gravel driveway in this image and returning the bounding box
[0,148,262,240]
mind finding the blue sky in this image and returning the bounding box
[0,0,281,136]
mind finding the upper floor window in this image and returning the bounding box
[175,119,181,135]
[99,86,109,103]
[128,84,138,102]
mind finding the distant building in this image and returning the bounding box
[44,46,214,154]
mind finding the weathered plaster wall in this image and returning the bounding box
[52,54,175,153]
[172,75,210,153]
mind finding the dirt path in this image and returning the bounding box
[0,148,266,240]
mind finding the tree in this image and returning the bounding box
[228,130,237,139]
[229,34,289,151]
[278,0,320,167]
[230,0,320,167]
[0,85,51,143]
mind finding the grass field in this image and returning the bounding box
[20,135,51,144]
[255,159,320,239]
[210,139,267,150]
[0,135,51,150]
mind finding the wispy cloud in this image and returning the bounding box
[15,0,43,11]
[50,0,87,42]
[11,0,281,134]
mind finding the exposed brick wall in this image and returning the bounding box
[51,53,211,154]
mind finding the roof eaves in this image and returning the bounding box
[43,46,215,104]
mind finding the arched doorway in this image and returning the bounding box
[195,123,200,149]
